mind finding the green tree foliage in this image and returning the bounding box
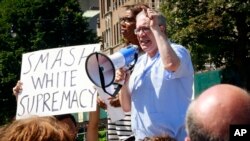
[161,0,249,89]
[0,0,99,125]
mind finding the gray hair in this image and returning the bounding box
[136,10,167,26]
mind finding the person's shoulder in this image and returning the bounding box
[168,39,188,51]
[169,41,192,61]
[170,42,186,50]
[172,43,189,54]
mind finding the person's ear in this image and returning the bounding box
[185,136,191,141]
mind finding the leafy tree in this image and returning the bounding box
[0,0,99,125]
[161,0,249,89]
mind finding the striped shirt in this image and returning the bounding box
[107,113,132,141]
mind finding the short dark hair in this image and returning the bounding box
[123,3,149,17]
[143,135,176,141]
[54,114,77,127]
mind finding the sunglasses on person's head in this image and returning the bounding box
[120,17,135,23]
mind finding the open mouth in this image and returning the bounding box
[139,39,150,45]
[121,28,127,34]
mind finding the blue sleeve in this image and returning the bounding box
[164,44,194,79]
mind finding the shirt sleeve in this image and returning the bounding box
[163,44,194,79]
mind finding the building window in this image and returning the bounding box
[114,24,116,45]
[152,0,155,9]
[117,23,120,44]
[116,22,119,45]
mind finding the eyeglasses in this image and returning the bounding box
[134,27,151,35]
[119,17,135,23]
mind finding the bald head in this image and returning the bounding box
[186,84,250,141]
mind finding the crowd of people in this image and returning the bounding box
[1,2,249,141]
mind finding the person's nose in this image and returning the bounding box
[120,22,125,27]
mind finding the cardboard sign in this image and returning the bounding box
[16,44,100,119]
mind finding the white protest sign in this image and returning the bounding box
[16,44,100,119]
